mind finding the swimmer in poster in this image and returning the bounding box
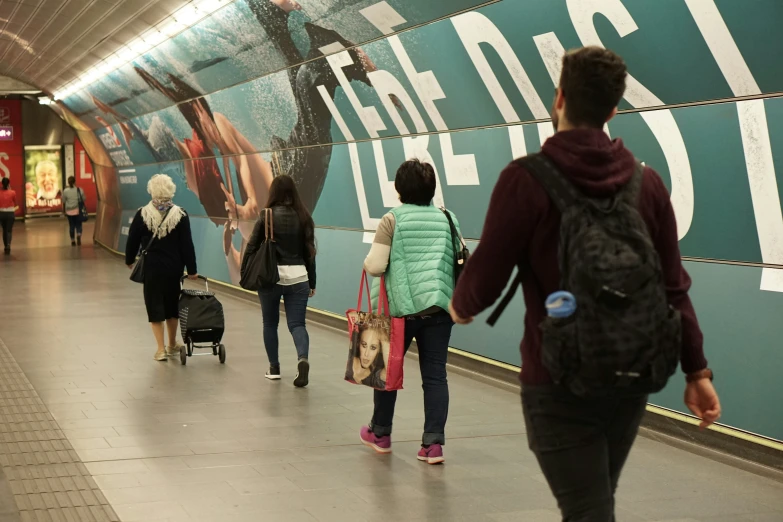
[133,0,389,285]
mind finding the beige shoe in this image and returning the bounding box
[154,349,168,361]
[166,344,184,357]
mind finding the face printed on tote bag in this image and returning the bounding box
[346,311,391,389]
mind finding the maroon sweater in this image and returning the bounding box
[451,129,707,385]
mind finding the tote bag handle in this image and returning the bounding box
[356,271,372,312]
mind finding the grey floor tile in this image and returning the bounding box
[0,220,780,522]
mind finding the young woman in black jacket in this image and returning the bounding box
[244,175,316,387]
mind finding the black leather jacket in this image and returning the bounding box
[245,206,316,289]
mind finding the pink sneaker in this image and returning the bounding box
[360,426,391,454]
[417,444,445,465]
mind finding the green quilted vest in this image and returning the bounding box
[372,204,458,317]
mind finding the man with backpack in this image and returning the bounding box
[449,46,721,520]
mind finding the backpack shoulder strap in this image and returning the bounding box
[621,160,645,205]
[486,270,522,327]
[488,154,579,326]
[514,153,581,212]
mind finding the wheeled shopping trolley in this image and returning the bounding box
[178,275,226,365]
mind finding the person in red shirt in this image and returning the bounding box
[0,177,17,255]
[449,47,721,520]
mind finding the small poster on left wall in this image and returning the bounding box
[24,146,63,216]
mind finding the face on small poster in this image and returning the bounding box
[24,148,62,215]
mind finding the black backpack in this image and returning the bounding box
[488,153,681,397]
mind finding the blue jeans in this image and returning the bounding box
[370,310,453,446]
[66,215,83,239]
[258,281,310,365]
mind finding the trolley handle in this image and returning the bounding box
[181,274,209,291]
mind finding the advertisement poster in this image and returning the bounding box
[51,0,783,440]
[24,147,63,216]
[0,100,24,217]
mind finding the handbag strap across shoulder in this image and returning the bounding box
[142,207,172,253]
[440,207,464,254]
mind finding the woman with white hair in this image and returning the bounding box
[125,174,198,361]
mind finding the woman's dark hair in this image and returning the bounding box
[67,176,76,188]
[395,159,436,206]
[1,178,9,190]
[266,175,316,258]
[134,66,215,144]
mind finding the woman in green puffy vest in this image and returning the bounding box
[359,159,462,465]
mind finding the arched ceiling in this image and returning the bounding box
[0,0,193,96]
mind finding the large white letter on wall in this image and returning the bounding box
[566,0,694,240]
[684,0,783,292]
[452,12,553,155]
[386,35,479,186]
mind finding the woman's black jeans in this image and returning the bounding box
[370,310,453,446]
[0,211,13,249]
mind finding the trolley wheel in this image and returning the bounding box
[180,346,187,366]
[218,344,226,364]
[187,343,193,357]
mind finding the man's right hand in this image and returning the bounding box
[448,301,473,325]
[684,378,721,430]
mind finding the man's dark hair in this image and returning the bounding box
[560,46,627,128]
[395,159,436,206]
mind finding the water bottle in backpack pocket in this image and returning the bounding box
[540,292,580,386]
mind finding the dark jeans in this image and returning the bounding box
[522,385,648,522]
[0,212,13,248]
[66,215,83,239]
[371,311,453,446]
[258,281,310,365]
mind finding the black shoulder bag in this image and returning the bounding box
[77,188,89,223]
[130,208,172,284]
[239,208,279,291]
[441,208,470,283]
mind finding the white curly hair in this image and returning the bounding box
[147,174,177,201]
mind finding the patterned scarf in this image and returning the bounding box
[152,199,174,212]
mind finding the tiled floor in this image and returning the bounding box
[0,219,781,522]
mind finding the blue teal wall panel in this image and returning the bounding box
[655,260,783,441]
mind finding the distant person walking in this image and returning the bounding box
[245,175,316,387]
[450,47,720,520]
[0,177,16,255]
[126,174,198,362]
[62,176,85,246]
